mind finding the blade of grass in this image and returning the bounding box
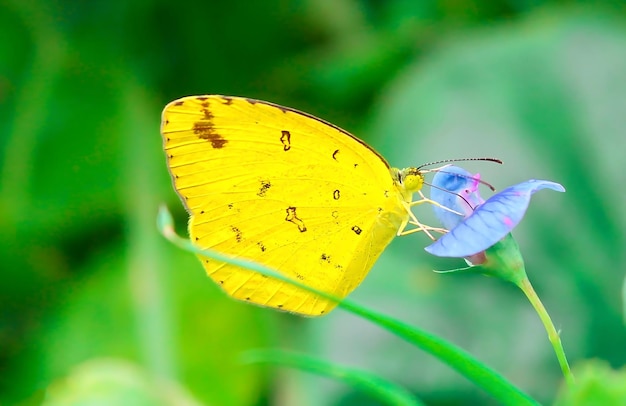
[157,205,539,406]
[242,349,424,406]
[122,89,176,381]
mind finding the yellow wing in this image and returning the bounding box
[161,95,410,316]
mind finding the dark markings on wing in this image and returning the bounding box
[218,96,233,105]
[193,121,228,148]
[174,101,184,106]
[280,130,291,151]
[333,190,340,200]
[296,273,305,280]
[257,179,272,197]
[351,226,362,235]
[196,96,209,101]
[257,241,267,252]
[354,163,358,168]
[228,203,234,209]
[332,149,339,160]
[202,107,214,121]
[231,226,243,242]
[189,99,227,148]
[320,253,331,263]
[285,206,307,232]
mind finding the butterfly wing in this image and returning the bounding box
[161,95,408,316]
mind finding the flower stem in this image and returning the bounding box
[518,277,574,386]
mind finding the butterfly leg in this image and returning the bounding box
[397,200,448,240]
[409,190,463,216]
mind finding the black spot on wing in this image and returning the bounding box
[285,206,307,232]
[231,226,243,242]
[257,179,271,197]
[280,130,291,151]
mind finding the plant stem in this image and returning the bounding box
[518,277,574,386]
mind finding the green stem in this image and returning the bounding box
[518,277,574,386]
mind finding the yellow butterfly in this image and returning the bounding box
[161,95,440,316]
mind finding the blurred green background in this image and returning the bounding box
[1,1,625,405]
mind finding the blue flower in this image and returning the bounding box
[425,166,565,259]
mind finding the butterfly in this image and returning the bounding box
[161,95,440,316]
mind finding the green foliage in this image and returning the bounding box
[554,360,626,406]
[1,0,625,404]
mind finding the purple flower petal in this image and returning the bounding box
[425,180,565,257]
[431,166,484,230]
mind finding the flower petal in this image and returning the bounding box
[431,166,484,230]
[425,180,565,257]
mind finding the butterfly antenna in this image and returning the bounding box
[425,181,475,209]
[417,157,502,170]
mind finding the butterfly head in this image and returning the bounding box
[393,167,425,195]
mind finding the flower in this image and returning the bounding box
[422,166,574,384]
[425,165,565,259]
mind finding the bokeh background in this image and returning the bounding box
[1,1,625,405]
